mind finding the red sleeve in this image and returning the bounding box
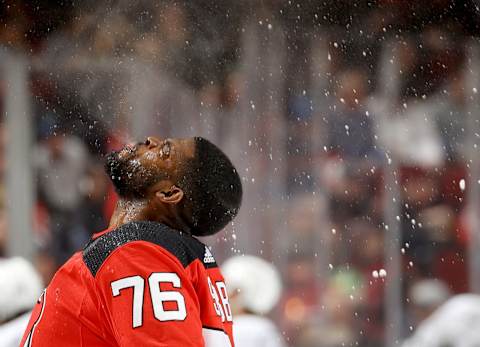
[189,263,235,347]
[94,241,204,346]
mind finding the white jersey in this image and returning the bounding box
[0,312,31,347]
[233,314,285,347]
[402,294,480,347]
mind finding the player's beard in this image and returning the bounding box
[105,149,164,199]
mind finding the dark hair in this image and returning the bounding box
[178,137,242,236]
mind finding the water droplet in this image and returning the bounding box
[460,178,466,191]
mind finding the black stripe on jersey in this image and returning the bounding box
[82,221,218,277]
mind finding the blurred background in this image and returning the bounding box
[1,0,480,346]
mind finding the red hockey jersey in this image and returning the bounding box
[20,221,234,346]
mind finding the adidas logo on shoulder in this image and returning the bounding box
[203,246,216,264]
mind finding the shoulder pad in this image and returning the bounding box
[82,221,217,277]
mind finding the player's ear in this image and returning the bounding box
[156,185,184,205]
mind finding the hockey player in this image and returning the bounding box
[21,136,242,346]
[222,255,285,347]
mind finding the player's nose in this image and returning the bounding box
[146,136,161,149]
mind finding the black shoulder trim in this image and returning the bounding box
[82,221,217,277]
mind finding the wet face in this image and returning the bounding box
[105,136,195,198]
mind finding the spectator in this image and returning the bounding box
[295,269,364,347]
[77,161,109,234]
[35,127,88,213]
[327,69,378,161]
[35,126,88,262]
[434,73,468,163]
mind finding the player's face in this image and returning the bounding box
[105,136,195,198]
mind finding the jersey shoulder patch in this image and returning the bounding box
[82,221,217,277]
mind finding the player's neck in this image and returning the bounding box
[108,198,155,229]
[108,198,187,232]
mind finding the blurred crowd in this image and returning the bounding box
[1,1,480,346]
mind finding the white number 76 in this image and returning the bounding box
[111,272,187,328]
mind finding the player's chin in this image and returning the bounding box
[106,146,135,164]
[105,151,125,179]
[105,149,119,164]
[104,152,131,194]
